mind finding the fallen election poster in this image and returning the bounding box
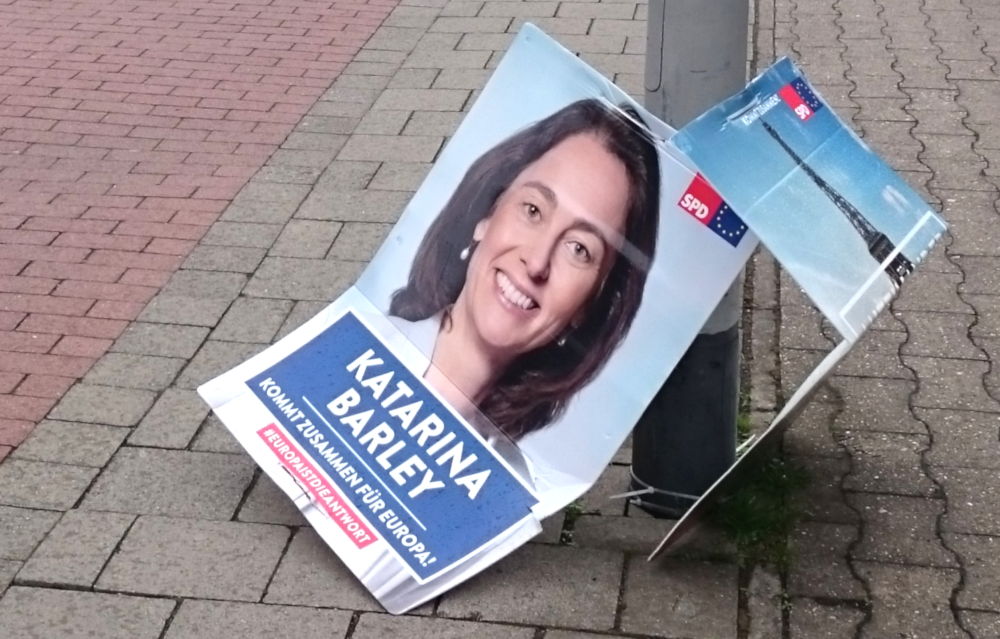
[651,56,947,557]
[199,24,945,612]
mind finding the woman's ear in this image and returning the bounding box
[473,217,490,242]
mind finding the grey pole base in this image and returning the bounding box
[629,324,740,519]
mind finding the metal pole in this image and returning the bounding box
[630,0,749,518]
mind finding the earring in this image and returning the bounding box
[557,335,567,347]
[460,240,478,262]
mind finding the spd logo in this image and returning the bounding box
[677,174,748,248]
[678,174,723,222]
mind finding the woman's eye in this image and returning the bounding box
[567,241,593,263]
[523,203,541,219]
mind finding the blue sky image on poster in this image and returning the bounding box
[672,57,946,340]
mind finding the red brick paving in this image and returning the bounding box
[0,0,397,447]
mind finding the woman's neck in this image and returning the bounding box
[427,309,509,418]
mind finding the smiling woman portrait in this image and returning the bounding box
[389,98,661,446]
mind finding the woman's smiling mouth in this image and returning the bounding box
[496,271,538,310]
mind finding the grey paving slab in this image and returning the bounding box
[11,420,127,467]
[0,506,60,560]
[314,160,380,191]
[788,521,865,600]
[841,431,936,496]
[966,294,1000,339]
[352,613,533,638]
[50,383,156,426]
[339,134,443,162]
[220,197,304,224]
[577,463,629,516]
[265,148,341,168]
[162,269,248,299]
[176,340,266,389]
[957,256,1000,295]
[281,132,348,154]
[254,162,327,183]
[110,322,210,359]
[297,189,411,224]
[182,245,267,274]
[270,220,342,259]
[892,270,968,313]
[835,330,911,379]
[959,610,1000,638]
[244,257,361,301]
[832,377,925,433]
[402,109,464,135]
[781,349,837,403]
[328,222,393,261]
[0,586,175,639]
[83,353,185,391]
[368,162,428,191]
[128,388,210,449]
[936,466,1000,535]
[621,556,738,638]
[790,455,859,524]
[189,414,244,454]
[388,68,439,88]
[319,85,382,105]
[788,599,866,639]
[783,401,845,459]
[920,408,1000,470]
[211,297,293,344]
[944,533,1000,613]
[163,600,353,639]
[454,32,513,51]
[201,222,285,249]
[276,300,329,340]
[0,560,18,594]
[137,294,233,327]
[364,25,426,52]
[372,87,469,111]
[97,516,289,601]
[855,562,966,639]
[81,447,255,519]
[906,356,997,412]
[16,510,134,587]
[237,474,308,526]
[570,513,673,553]
[899,311,984,361]
[355,109,411,135]
[543,631,620,639]
[779,303,832,351]
[849,493,955,567]
[0,460,98,510]
[510,16,591,35]
[264,527,381,610]
[533,509,564,544]
[746,567,782,639]
[438,543,622,630]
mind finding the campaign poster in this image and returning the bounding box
[651,58,947,558]
[200,24,757,613]
[672,57,947,341]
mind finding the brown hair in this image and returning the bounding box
[390,98,661,440]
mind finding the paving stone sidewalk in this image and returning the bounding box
[2,0,999,637]
[0,0,397,455]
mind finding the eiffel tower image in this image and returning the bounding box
[761,121,913,288]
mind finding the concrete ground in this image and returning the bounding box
[0,0,998,637]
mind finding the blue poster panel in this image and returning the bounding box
[247,311,538,582]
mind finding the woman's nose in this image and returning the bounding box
[522,236,553,282]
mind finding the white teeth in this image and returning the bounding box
[496,272,537,310]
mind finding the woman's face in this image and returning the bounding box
[455,131,631,362]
